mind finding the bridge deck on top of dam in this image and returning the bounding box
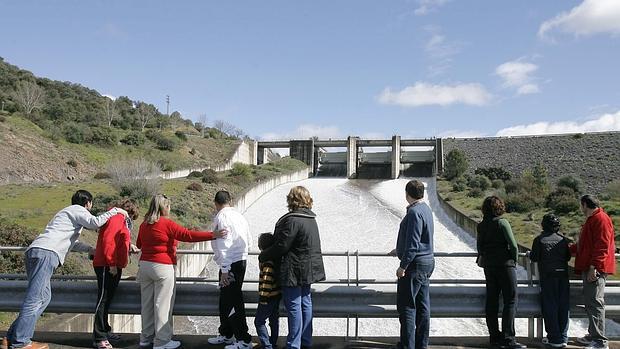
[6,332,620,349]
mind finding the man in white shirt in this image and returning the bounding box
[207,190,253,349]
[2,190,127,349]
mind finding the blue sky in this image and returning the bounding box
[1,0,619,140]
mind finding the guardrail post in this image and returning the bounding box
[355,250,360,338]
[347,251,351,286]
[526,254,534,338]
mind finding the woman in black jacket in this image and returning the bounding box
[477,196,525,349]
[259,186,325,349]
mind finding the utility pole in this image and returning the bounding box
[166,95,170,116]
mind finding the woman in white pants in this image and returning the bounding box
[137,194,226,349]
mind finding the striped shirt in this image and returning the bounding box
[258,261,281,304]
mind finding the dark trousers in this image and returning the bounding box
[540,273,569,344]
[93,266,122,341]
[218,260,252,343]
[396,259,434,349]
[484,266,517,343]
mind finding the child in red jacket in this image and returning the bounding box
[92,199,140,349]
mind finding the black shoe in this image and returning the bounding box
[499,341,526,349]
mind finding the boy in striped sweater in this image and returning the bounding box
[254,233,281,349]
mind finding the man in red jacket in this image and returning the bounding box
[572,195,616,349]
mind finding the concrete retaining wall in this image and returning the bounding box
[48,167,310,334]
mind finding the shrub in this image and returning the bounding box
[230,163,252,178]
[94,172,111,179]
[0,116,6,122]
[505,192,540,213]
[121,131,146,146]
[607,180,620,200]
[468,175,492,191]
[89,126,118,146]
[107,158,161,201]
[187,171,203,179]
[546,186,580,215]
[451,177,467,192]
[175,131,188,141]
[444,149,468,180]
[0,218,38,273]
[63,122,92,144]
[90,193,121,216]
[467,187,484,198]
[66,159,78,167]
[156,136,179,151]
[201,169,219,184]
[557,175,584,195]
[491,179,504,189]
[474,167,512,181]
[186,182,203,191]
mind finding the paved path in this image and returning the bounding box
[4,333,620,349]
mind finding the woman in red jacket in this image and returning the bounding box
[137,194,226,349]
[92,199,140,349]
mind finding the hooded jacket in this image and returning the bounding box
[259,208,326,287]
[572,208,616,274]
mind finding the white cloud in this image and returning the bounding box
[415,0,451,16]
[378,82,492,107]
[495,59,540,95]
[423,26,462,76]
[539,0,620,39]
[496,111,620,136]
[260,124,342,141]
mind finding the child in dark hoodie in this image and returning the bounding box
[530,213,571,348]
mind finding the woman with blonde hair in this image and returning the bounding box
[137,194,226,349]
[259,186,325,349]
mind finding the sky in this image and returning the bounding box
[1,0,620,140]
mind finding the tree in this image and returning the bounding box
[214,119,236,135]
[13,80,45,115]
[198,114,208,137]
[170,111,182,131]
[103,97,117,127]
[444,149,468,180]
[136,102,156,131]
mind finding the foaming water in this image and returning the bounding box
[188,178,617,337]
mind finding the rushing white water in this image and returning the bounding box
[189,177,618,337]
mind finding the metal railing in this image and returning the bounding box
[2,246,620,338]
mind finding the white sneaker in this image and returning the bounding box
[224,341,252,349]
[153,340,181,349]
[208,335,235,345]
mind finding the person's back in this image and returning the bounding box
[396,201,434,265]
[211,206,251,269]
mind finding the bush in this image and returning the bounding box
[546,187,580,215]
[89,126,118,146]
[230,163,252,178]
[468,175,492,191]
[175,131,188,141]
[66,159,78,167]
[444,149,468,180]
[90,193,121,216]
[505,192,540,213]
[201,169,219,184]
[0,218,38,273]
[107,159,161,201]
[607,180,620,200]
[0,116,6,122]
[120,131,146,146]
[491,179,504,189]
[187,171,203,179]
[186,182,203,191]
[474,167,511,181]
[63,122,92,144]
[451,177,467,192]
[94,172,111,179]
[557,175,584,195]
[467,187,484,198]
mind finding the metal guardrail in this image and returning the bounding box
[2,247,620,338]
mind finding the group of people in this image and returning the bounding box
[0,179,617,349]
[0,186,325,349]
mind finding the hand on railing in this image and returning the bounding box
[129,244,141,254]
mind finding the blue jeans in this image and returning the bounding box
[254,298,280,349]
[7,248,59,348]
[282,285,312,349]
[396,259,434,349]
[540,273,569,344]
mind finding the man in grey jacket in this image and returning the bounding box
[2,190,127,349]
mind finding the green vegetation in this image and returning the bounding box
[444,149,468,180]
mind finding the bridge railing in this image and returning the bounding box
[2,247,620,338]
